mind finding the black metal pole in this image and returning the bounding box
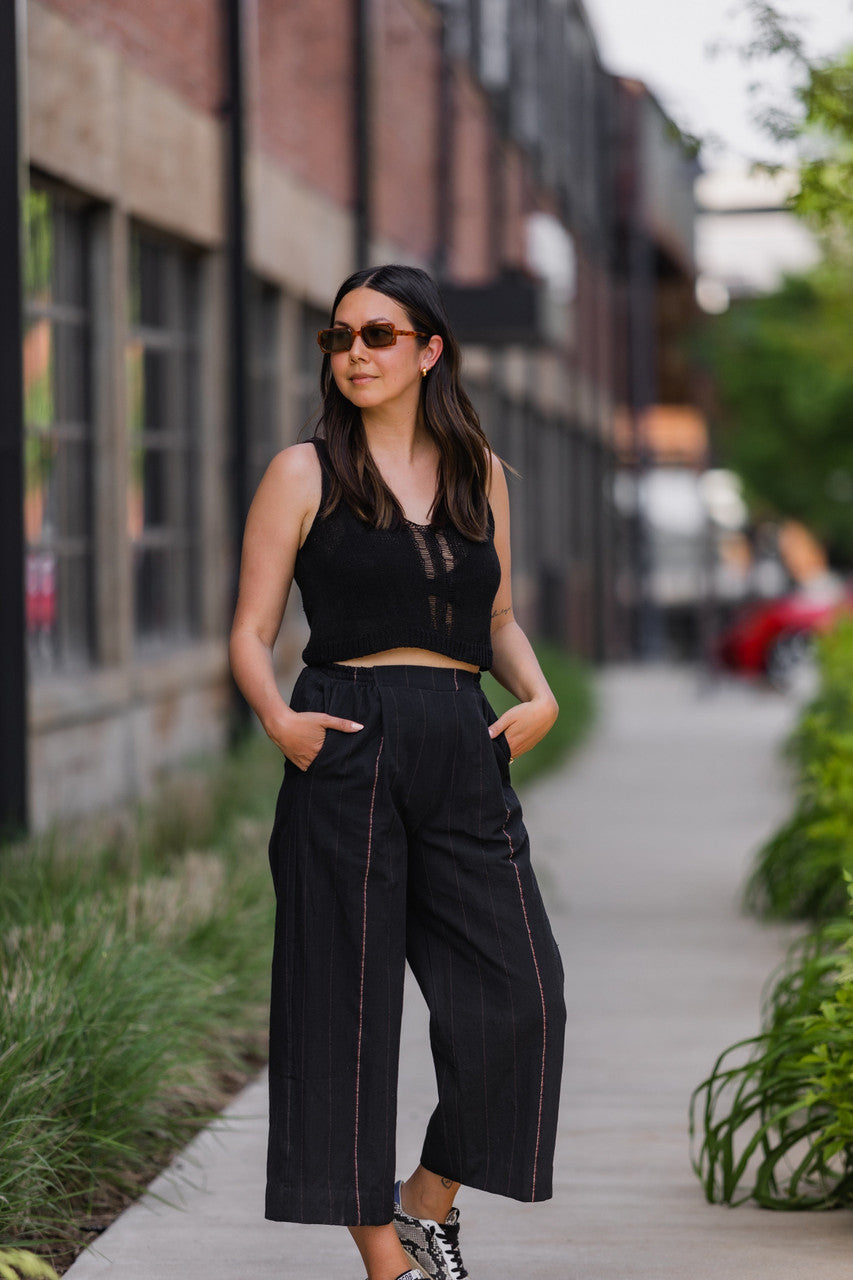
[0,0,29,834]
[223,0,251,733]
[354,0,371,268]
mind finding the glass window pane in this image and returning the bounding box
[143,444,169,529]
[128,228,202,647]
[26,433,60,541]
[140,237,166,327]
[23,317,54,428]
[142,347,169,433]
[25,188,53,305]
[26,549,58,663]
[55,321,89,424]
[135,546,166,638]
[247,279,281,492]
[24,182,95,673]
[61,439,92,539]
[57,207,86,306]
[60,552,94,663]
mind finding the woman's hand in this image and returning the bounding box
[264,709,364,772]
[489,694,558,762]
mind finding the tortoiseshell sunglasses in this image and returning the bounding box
[316,322,428,354]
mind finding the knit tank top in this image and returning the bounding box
[294,437,501,669]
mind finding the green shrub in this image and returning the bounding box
[745,615,853,921]
[691,880,853,1208]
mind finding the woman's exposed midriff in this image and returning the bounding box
[334,645,480,672]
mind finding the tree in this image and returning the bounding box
[700,5,853,564]
[702,262,853,566]
[734,2,853,234]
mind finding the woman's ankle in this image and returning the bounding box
[348,1222,414,1280]
[400,1167,459,1222]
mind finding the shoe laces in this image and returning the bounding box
[429,1210,467,1280]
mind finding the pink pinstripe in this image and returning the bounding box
[502,804,547,1198]
[353,736,384,1220]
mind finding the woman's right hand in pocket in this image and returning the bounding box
[266,711,364,772]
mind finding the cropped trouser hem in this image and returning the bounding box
[265,1162,554,1228]
[265,663,566,1227]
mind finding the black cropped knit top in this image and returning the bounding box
[293,437,501,669]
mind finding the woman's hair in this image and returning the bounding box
[315,263,493,541]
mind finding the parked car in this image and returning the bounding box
[715,576,853,691]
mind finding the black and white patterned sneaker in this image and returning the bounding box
[362,1271,424,1280]
[392,1180,469,1280]
[363,1271,424,1280]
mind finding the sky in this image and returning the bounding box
[584,0,853,169]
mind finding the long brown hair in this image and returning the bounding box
[314,264,493,541]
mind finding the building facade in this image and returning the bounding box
[14,0,697,827]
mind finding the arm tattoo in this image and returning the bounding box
[491,606,511,620]
[441,1177,454,1189]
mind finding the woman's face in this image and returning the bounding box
[329,286,442,415]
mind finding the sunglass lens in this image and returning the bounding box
[362,324,396,348]
[317,329,353,353]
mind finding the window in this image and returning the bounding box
[23,182,95,673]
[127,227,201,645]
[247,277,281,493]
[478,0,510,90]
[299,301,327,432]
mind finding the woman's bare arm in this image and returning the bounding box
[486,453,558,759]
[229,443,363,770]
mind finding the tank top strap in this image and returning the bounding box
[309,435,332,505]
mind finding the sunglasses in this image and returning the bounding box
[316,322,428,354]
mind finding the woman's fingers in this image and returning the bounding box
[277,713,364,772]
[319,714,365,733]
[489,697,556,760]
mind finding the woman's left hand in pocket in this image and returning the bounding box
[489,694,558,761]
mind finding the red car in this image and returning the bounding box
[716,579,853,690]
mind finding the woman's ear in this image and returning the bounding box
[423,334,443,373]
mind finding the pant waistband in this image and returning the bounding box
[313,662,482,691]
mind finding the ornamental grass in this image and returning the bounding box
[692,616,853,1209]
[744,615,853,922]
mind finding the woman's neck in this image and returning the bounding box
[360,411,430,463]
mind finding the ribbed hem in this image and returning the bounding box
[302,629,493,670]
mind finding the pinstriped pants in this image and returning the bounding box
[265,663,566,1226]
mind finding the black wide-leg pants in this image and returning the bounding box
[265,663,566,1226]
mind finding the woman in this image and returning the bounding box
[229,264,566,1280]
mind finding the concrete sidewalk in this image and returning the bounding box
[65,664,853,1279]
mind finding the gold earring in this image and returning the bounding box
[421,367,428,378]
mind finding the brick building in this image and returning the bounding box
[10,0,697,827]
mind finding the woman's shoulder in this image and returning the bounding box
[252,440,324,527]
[264,439,324,487]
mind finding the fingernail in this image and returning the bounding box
[352,721,364,730]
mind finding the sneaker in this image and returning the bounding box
[363,1272,424,1280]
[392,1179,469,1280]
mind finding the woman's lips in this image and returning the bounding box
[349,374,375,385]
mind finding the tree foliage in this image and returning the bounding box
[703,261,853,564]
[699,6,853,560]
[734,3,853,234]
